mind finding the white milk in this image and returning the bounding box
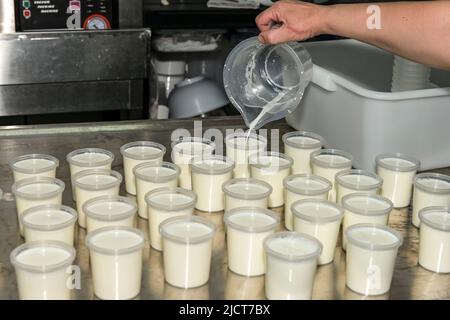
[10,241,76,300]
[171,137,215,190]
[134,162,180,219]
[376,153,420,208]
[191,155,234,212]
[292,199,343,265]
[120,141,166,195]
[225,132,267,178]
[146,187,196,251]
[283,174,331,230]
[10,154,59,182]
[335,169,382,204]
[224,207,279,276]
[412,173,450,227]
[419,207,450,273]
[160,216,216,288]
[264,232,322,300]
[66,148,114,201]
[249,152,293,208]
[222,178,272,211]
[84,195,137,233]
[341,193,393,250]
[282,131,323,174]
[21,205,77,246]
[73,169,122,228]
[345,224,403,295]
[12,177,65,236]
[311,149,353,202]
[86,226,145,300]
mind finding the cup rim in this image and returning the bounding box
[224,131,267,151]
[66,148,114,168]
[21,204,78,231]
[345,223,403,251]
[145,187,197,211]
[292,199,344,224]
[83,195,137,222]
[264,231,323,262]
[375,153,420,172]
[190,155,235,175]
[160,215,216,244]
[248,151,293,171]
[342,193,393,216]
[72,169,122,191]
[224,207,279,233]
[222,178,272,200]
[12,177,65,200]
[283,174,332,196]
[171,136,216,157]
[414,173,450,194]
[120,141,166,161]
[85,226,146,256]
[310,149,353,169]
[10,240,76,273]
[133,161,180,183]
[419,206,450,232]
[335,169,383,191]
[10,154,59,174]
[282,131,324,150]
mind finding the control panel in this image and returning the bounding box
[17,0,116,31]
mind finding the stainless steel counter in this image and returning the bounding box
[0,117,449,300]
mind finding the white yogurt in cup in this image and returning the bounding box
[21,204,77,246]
[376,153,420,208]
[224,207,279,276]
[283,174,332,231]
[419,207,450,273]
[191,155,234,212]
[83,195,137,233]
[335,169,382,204]
[66,148,114,201]
[292,199,343,265]
[249,152,293,208]
[311,149,353,202]
[134,162,180,219]
[10,154,59,182]
[160,216,216,288]
[412,173,450,228]
[222,178,272,211]
[264,231,322,300]
[171,137,215,189]
[341,193,393,250]
[282,131,324,174]
[12,177,65,236]
[86,226,145,300]
[146,187,197,251]
[10,240,76,300]
[120,141,166,195]
[73,169,122,228]
[225,132,267,178]
[345,224,403,296]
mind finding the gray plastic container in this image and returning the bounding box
[287,39,450,171]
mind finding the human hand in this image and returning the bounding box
[256,0,328,44]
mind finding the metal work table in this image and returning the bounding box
[0,117,449,300]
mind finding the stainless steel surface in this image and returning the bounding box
[118,0,144,28]
[0,117,449,300]
[0,0,15,33]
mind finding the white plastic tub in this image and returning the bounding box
[287,39,450,171]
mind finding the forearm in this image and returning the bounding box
[321,1,450,69]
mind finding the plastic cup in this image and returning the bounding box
[73,169,122,229]
[341,193,393,250]
[282,131,324,174]
[10,240,76,300]
[134,161,180,219]
[345,224,403,296]
[264,232,322,300]
[160,216,216,288]
[376,153,420,208]
[12,177,65,236]
[222,178,272,211]
[191,155,235,212]
[419,207,450,273]
[311,149,353,201]
[83,195,137,233]
[21,204,77,246]
[10,154,59,182]
[120,141,166,195]
[171,137,215,190]
[224,207,279,276]
[412,173,450,227]
[292,199,343,265]
[249,152,293,208]
[283,174,332,230]
[225,132,267,178]
[86,226,145,300]
[145,187,197,251]
[335,169,383,204]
